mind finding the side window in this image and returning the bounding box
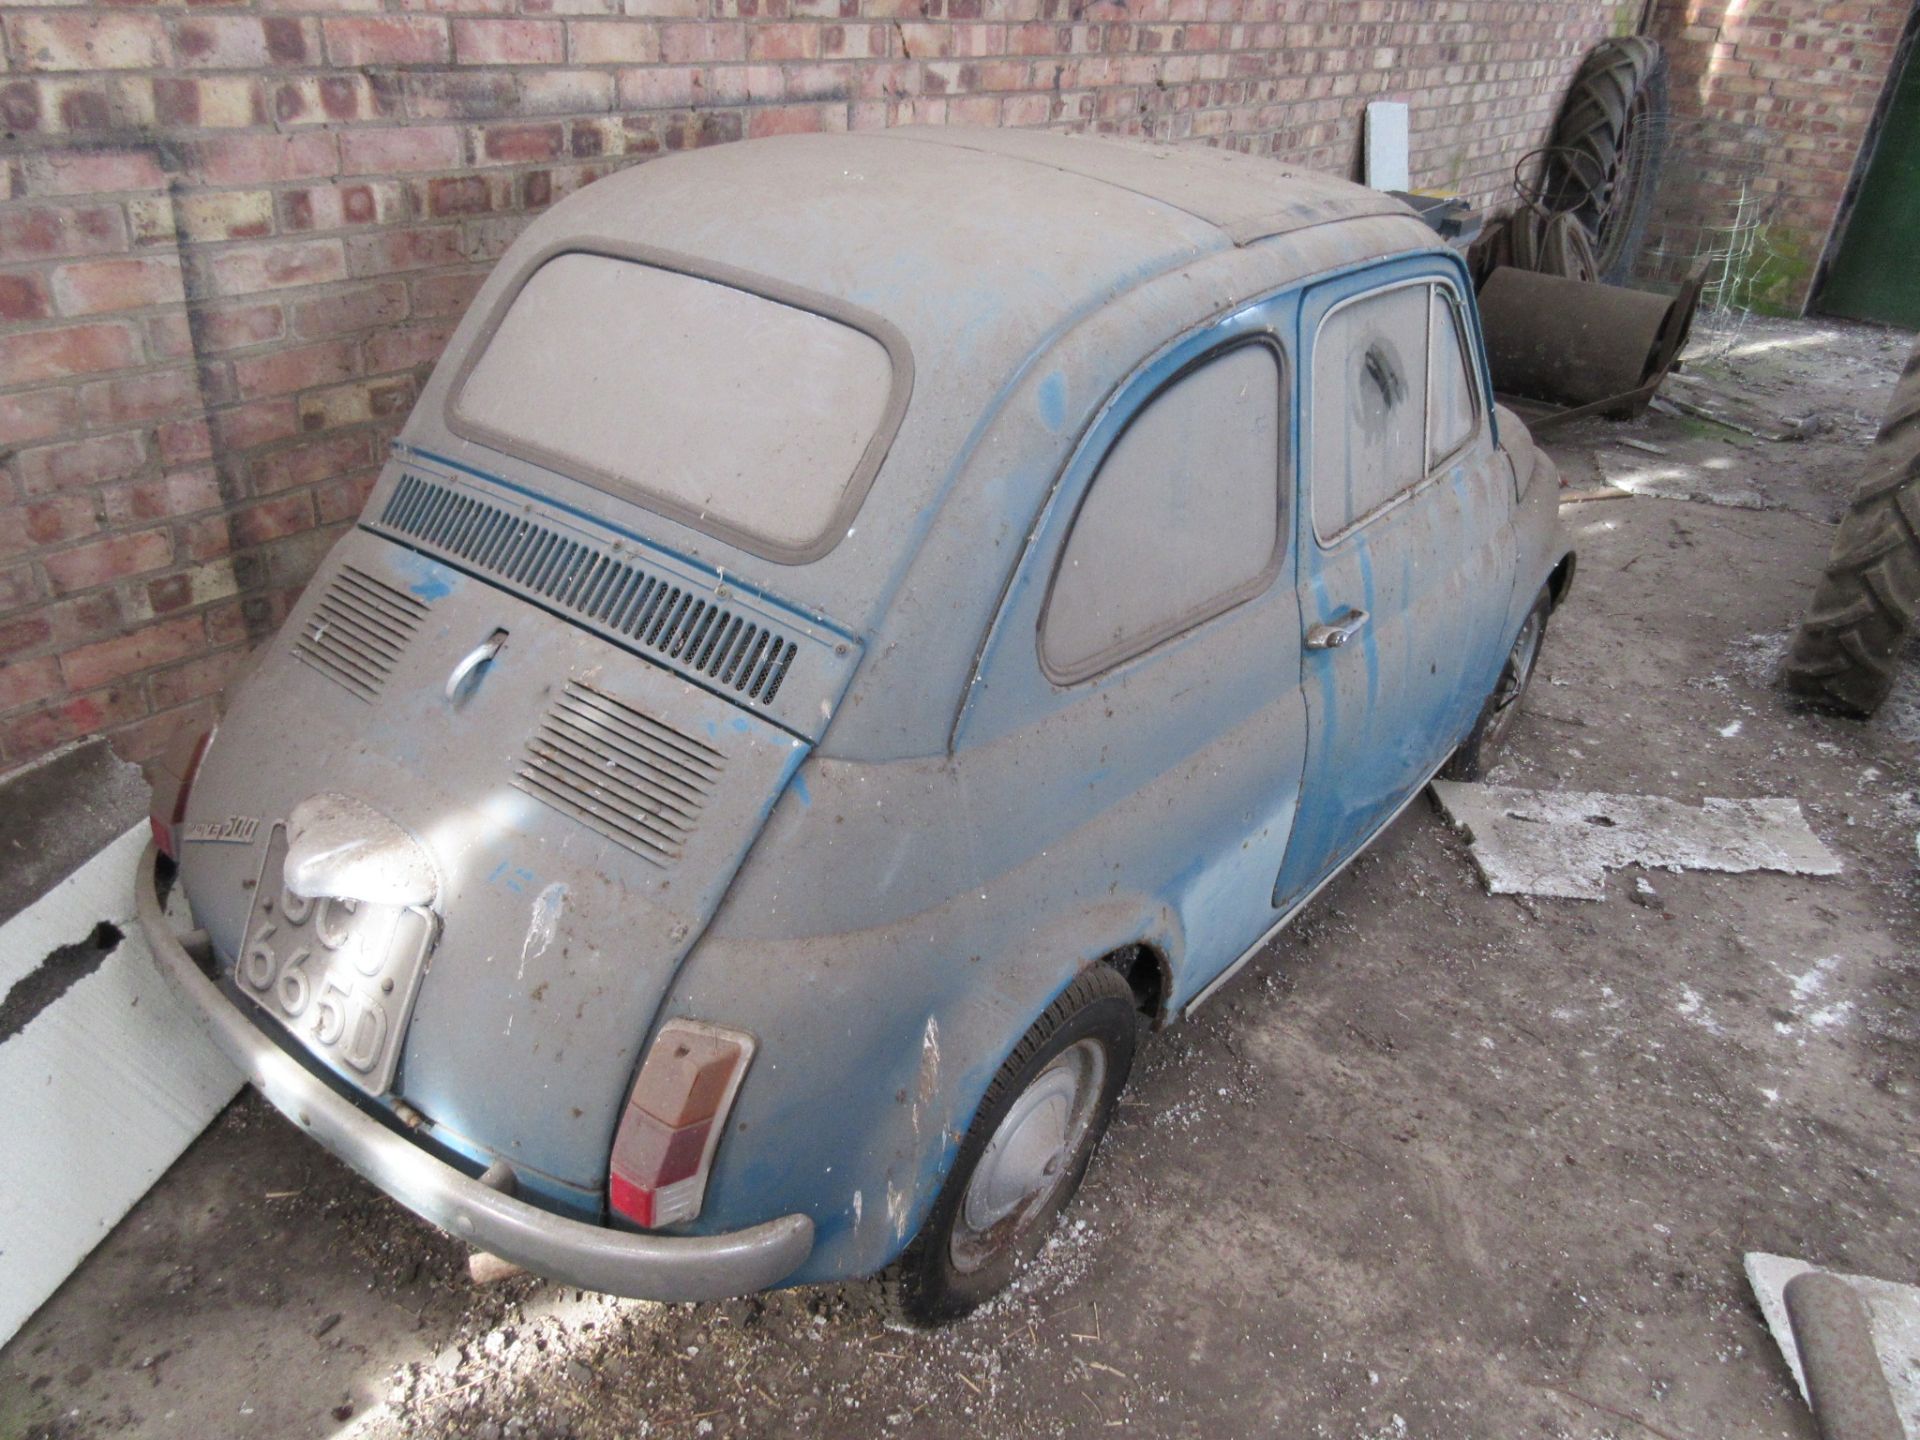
[1041,344,1285,683]
[1311,285,1429,539]
[1427,287,1479,463]
[1311,279,1483,540]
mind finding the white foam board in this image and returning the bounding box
[1365,101,1410,191]
[0,826,242,1343]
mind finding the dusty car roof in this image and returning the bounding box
[885,127,1413,245]
[498,128,1414,330]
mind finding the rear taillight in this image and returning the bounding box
[149,726,214,860]
[608,1020,755,1229]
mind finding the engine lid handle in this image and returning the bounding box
[446,629,508,700]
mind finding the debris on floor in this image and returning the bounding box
[1430,782,1843,899]
[1656,370,1818,442]
[1595,447,1772,510]
[1747,1253,1920,1435]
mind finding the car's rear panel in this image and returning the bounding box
[178,455,860,1198]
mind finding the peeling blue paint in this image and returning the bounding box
[791,771,811,807]
[1356,542,1381,711]
[1037,370,1068,432]
[486,860,536,895]
[390,546,457,601]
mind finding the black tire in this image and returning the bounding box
[889,966,1136,1325]
[1442,590,1550,782]
[1782,342,1920,717]
[1540,37,1669,284]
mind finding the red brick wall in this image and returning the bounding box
[0,0,1621,774]
[1642,0,1911,313]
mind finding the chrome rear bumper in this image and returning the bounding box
[136,842,813,1302]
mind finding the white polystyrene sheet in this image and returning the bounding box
[1431,783,1843,900]
[1747,1252,1920,1432]
[1364,101,1410,191]
[455,254,895,557]
[0,825,241,1344]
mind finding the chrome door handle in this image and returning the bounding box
[446,629,508,700]
[1304,608,1369,650]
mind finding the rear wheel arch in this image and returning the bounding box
[1103,941,1170,1029]
[888,963,1137,1323]
[890,942,1157,1257]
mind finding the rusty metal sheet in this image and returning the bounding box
[1478,266,1700,418]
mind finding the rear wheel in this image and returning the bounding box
[1442,591,1550,782]
[889,966,1135,1325]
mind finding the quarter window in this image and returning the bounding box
[1311,280,1480,539]
[1042,344,1285,682]
[1428,288,1479,463]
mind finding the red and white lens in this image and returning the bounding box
[608,1020,755,1229]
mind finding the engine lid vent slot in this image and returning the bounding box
[293,563,430,702]
[514,680,724,867]
[377,473,801,709]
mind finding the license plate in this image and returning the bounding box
[236,826,435,1095]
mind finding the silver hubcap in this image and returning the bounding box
[951,1039,1106,1274]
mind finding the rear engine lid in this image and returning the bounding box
[179,507,850,1189]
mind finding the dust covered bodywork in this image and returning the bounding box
[139,128,1571,1298]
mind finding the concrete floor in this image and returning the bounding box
[4,315,1918,1440]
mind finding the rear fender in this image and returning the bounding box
[650,772,1179,1284]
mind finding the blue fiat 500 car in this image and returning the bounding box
[140,128,1572,1323]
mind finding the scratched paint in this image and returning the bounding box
[912,1015,940,1137]
[886,1183,909,1242]
[518,882,566,979]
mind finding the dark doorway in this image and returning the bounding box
[1819,34,1920,328]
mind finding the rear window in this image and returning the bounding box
[450,253,903,564]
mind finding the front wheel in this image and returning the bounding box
[889,966,1136,1325]
[1441,590,1550,781]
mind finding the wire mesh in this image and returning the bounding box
[1636,111,1777,333]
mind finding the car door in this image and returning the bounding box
[1270,259,1516,908]
[952,294,1309,1005]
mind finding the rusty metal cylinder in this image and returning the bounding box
[1477,266,1698,416]
[1783,1271,1905,1440]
